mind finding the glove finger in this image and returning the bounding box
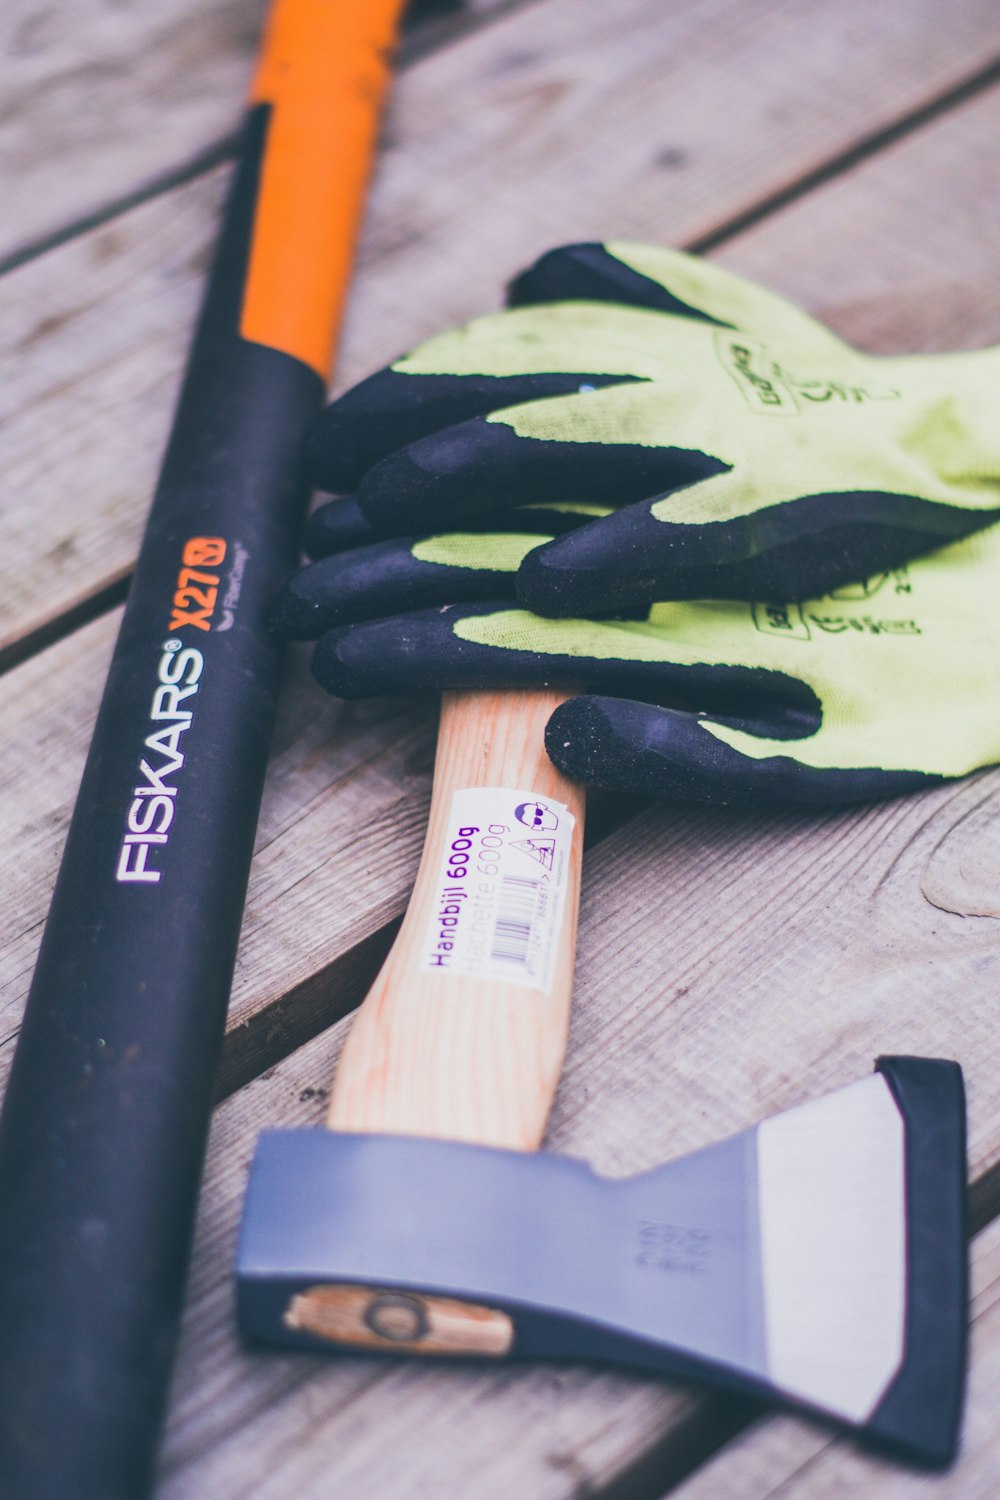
[313,601,891,807]
[305,496,381,557]
[311,601,536,698]
[356,402,726,534]
[308,602,817,734]
[517,470,823,615]
[511,241,848,357]
[305,494,614,560]
[545,695,939,806]
[303,367,627,494]
[516,466,1000,616]
[273,533,543,639]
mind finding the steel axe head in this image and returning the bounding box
[237,1055,967,1469]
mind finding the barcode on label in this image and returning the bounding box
[490,874,542,967]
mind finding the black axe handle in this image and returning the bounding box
[0,3,404,1496]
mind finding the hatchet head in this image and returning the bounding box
[238,1054,967,1470]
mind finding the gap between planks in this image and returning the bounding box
[7,1,999,282]
[0,0,538,279]
[691,49,1000,256]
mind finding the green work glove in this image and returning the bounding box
[301,242,1000,614]
[274,520,1000,806]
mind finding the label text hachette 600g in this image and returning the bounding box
[422,788,575,994]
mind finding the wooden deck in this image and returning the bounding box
[5,0,1000,1493]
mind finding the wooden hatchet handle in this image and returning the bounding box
[328,688,585,1151]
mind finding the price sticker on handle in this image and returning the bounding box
[421,787,577,994]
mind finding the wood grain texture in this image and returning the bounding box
[342,0,1000,345]
[0,176,223,668]
[5,0,1000,659]
[1,0,265,265]
[711,74,1000,354]
[0,0,508,267]
[330,688,585,1148]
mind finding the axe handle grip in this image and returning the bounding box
[328,688,585,1151]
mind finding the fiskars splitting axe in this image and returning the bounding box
[0,3,407,1496]
[238,686,968,1469]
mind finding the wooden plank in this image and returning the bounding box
[155,767,1000,1497]
[0,175,221,669]
[709,71,1000,353]
[344,0,1000,339]
[1,0,264,266]
[0,0,508,269]
[4,0,1000,660]
[669,1216,1000,1500]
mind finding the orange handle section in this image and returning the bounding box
[244,0,406,379]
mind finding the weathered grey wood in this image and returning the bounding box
[5,0,999,271]
[155,768,1000,1497]
[710,72,1000,353]
[0,0,509,268]
[2,0,265,267]
[0,177,220,668]
[4,0,1000,660]
[346,0,1000,341]
[669,1216,1000,1500]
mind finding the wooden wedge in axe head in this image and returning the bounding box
[238,687,968,1469]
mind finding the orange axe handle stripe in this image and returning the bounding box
[244,0,406,378]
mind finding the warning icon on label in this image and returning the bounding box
[512,837,556,871]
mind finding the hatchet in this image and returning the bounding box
[238,685,968,1469]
